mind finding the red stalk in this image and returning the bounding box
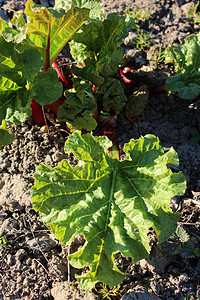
[45,23,51,71]
[30,99,45,126]
[45,98,64,115]
[52,60,71,89]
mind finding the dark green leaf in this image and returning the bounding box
[96,78,127,114]
[125,88,148,117]
[30,68,63,105]
[58,80,97,131]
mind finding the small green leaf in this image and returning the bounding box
[58,80,97,131]
[32,132,186,290]
[165,32,200,99]
[0,120,14,147]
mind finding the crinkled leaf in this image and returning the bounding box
[0,66,29,124]
[25,0,89,66]
[72,64,104,86]
[5,103,31,125]
[0,120,14,147]
[165,32,200,99]
[70,21,104,60]
[66,111,97,132]
[1,25,26,44]
[58,80,97,131]
[32,132,186,290]
[30,68,63,105]
[96,78,127,114]
[0,89,27,125]
[70,13,131,79]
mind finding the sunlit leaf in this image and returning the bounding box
[32,132,186,290]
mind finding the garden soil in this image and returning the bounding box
[0,0,200,299]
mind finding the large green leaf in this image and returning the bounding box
[24,0,89,66]
[32,132,186,290]
[165,32,200,99]
[166,73,200,100]
[0,120,14,147]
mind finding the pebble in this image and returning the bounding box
[26,233,57,252]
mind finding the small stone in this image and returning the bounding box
[0,218,18,235]
[26,233,57,252]
[15,260,22,270]
[26,258,32,266]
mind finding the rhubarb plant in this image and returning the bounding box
[165,31,200,100]
[0,0,90,145]
[57,12,131,132]
[32,131,186,291]
[60,12,148,132]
